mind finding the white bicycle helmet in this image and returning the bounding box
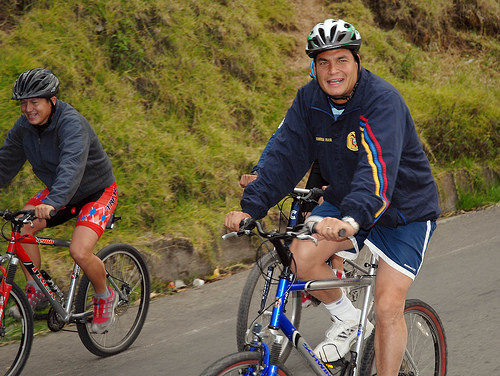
[306,19,361,58]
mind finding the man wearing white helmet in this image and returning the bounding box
[226,19,440,375]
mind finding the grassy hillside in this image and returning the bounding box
[0,0,499,278]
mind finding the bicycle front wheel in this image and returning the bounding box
[0,282,34,376]
[200,351,292,376]
[76,243,150,357]
[359,298,447,376]
[236,250,301,363]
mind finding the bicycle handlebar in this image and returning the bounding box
[291,187,323,204]
[0,209,57,225]
[223,216,346,242]
[223,217,318,245]
[222,187,345,242]
[0,209,36,222]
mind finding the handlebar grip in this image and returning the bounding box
[49,210,56,218]
[307,222,346,237]
[309,187,324,198]
[306,221,317,234]
[239,217,256,231]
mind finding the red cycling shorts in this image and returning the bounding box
[26,182,118,238]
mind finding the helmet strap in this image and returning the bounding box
[47,97,56,125]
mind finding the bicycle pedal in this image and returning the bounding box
[33,312,48,320]
[323,359,346,366]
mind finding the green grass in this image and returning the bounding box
[0,0,498,283]
[458,184,500,211]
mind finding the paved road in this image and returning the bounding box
[22,205,500,375]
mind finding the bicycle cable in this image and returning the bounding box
[247,259,298,344]
[0,221,9,241]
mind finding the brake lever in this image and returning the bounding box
[295,232,318,245]
[222,227,255,240]
[222,232,238,240]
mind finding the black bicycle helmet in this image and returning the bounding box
[306,19,361,58]
[12,68,60,100]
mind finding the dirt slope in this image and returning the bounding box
[287,0,325,79]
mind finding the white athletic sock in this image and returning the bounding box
[324,292,358,322]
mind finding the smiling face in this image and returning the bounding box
[314,49,359,104]
[20,97,56,126]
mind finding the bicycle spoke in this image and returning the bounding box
[75,244,150,357]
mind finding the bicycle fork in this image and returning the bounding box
[259,264,275,314]
[0,261,16,325]
[0,252,23,322]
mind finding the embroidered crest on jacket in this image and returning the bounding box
[347,131,358,151]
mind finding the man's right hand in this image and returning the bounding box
[35,203,55,220]
[225,211,251,232]
[239,174,258,188]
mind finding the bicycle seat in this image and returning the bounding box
[105,214,121,230]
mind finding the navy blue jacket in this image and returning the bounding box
[0,100,115,210]
[241,67,441,230]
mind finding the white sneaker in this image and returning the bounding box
[314,311,374,362]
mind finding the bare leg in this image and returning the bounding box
[290,237,352,304]
[69,226,107,294]
[373,259,412,376]
[330,254,344,272]
[19,205,46,282]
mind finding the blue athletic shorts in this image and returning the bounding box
[365,220,436,279]
[305,201,436,279]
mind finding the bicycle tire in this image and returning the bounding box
[200,351,293,376]
[75,243,150,357]
[0,282,34,376]
[359,298,447,376]
[236,250,301,363]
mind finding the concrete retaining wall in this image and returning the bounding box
[145,168,499,284]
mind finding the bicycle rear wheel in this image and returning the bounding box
[76,243,150,357]
[200,351,292,376]
[0,282,34,376]
[359,298,447,375]
[236,250,301,363]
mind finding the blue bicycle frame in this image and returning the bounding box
[249,243,378,376]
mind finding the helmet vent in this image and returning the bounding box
[318,28,326,44]
[329,25,337,43]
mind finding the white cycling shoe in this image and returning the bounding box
[314,310,374,362]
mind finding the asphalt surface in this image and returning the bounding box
[20,204,500,375]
